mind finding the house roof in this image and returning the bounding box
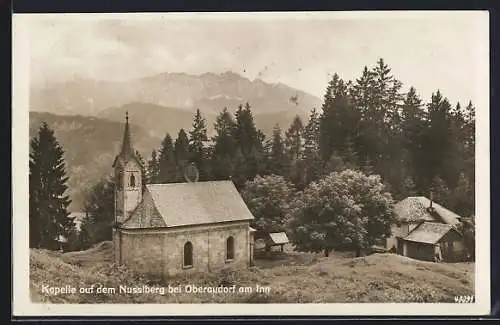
[123,181,254,229]
[394,196,461,225]
[402,222,458,244]
[268,232,289,245]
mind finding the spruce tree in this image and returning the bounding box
[400,87,427,192]
[157,133,177,183]
[267,124,288,176]
[234,103,266,180]
[430,176,451,207]
[424,91,457,187]
[189,109,209,181]
[284,115,304,162]
[211,108,237,180]
[297,108,323,188]
[174,129,190,182]
[29,122,73,250]
[81,177,115,248]
[147,149,159,184]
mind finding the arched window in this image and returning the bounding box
[226,236,234,261]
[183,241,193,267]
[129,173,136,187]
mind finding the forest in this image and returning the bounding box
[29,59,475,255]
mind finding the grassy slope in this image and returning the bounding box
[30,242,474,304]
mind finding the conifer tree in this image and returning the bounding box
[147,149,159,184]
[29,122,73,250]
[81,177,115,248]
[400,87,427,191]
[189,109,209,181]
[266,124,288,176]
[211,108,238,180]
[424,91,457,187]
[234,103,266,180]
[298,108,323,188]
[284,115,304,162]
[430,176,451,207]
[174,128,190,182]
[157,133,177,183]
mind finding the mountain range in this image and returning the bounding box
[28,71,323,211]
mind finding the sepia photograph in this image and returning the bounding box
[12,11,490,316]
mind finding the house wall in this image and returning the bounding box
[404,241,435,262]
[117,221,250,277]
[386,222,419,251]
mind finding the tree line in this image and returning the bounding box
[29,58,475,255]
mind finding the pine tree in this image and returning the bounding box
[424,91,457,187]
[188,109,209,181]
[430,176,451,207]
[340,135,358,169]
[147,149,159,184]
[267,124,288,176]
[450,172,473,217]
[298,108,323,188]
[29,122,73,250]
[157,133,177,183]
[81,177,115,248]
[211,108,238,180]
[174,128,190,182]
[284,115,304,162]
[234,103,266,180]
[400,87,428,192]
[463,101,475,186]
[319,73,355,162]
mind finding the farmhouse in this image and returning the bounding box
[398,221,465,262]
[112,113,255,277]
[386,196,466,262]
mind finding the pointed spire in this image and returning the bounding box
[112,111,141,168]
[119,111,135,158]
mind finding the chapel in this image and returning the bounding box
[112,113,255,277]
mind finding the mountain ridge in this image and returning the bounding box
[30,71,323,118]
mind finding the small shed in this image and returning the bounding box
[398,222,466,262]
[266,232,289,252]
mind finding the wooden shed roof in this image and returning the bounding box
[268,232,289,245]
[401,222,460,245]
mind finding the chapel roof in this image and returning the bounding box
[121,180,254,229]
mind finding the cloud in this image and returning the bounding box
[25,12,488,110]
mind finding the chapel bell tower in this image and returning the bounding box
[112,112,143,225]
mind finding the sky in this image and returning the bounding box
[22,11,489,109]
